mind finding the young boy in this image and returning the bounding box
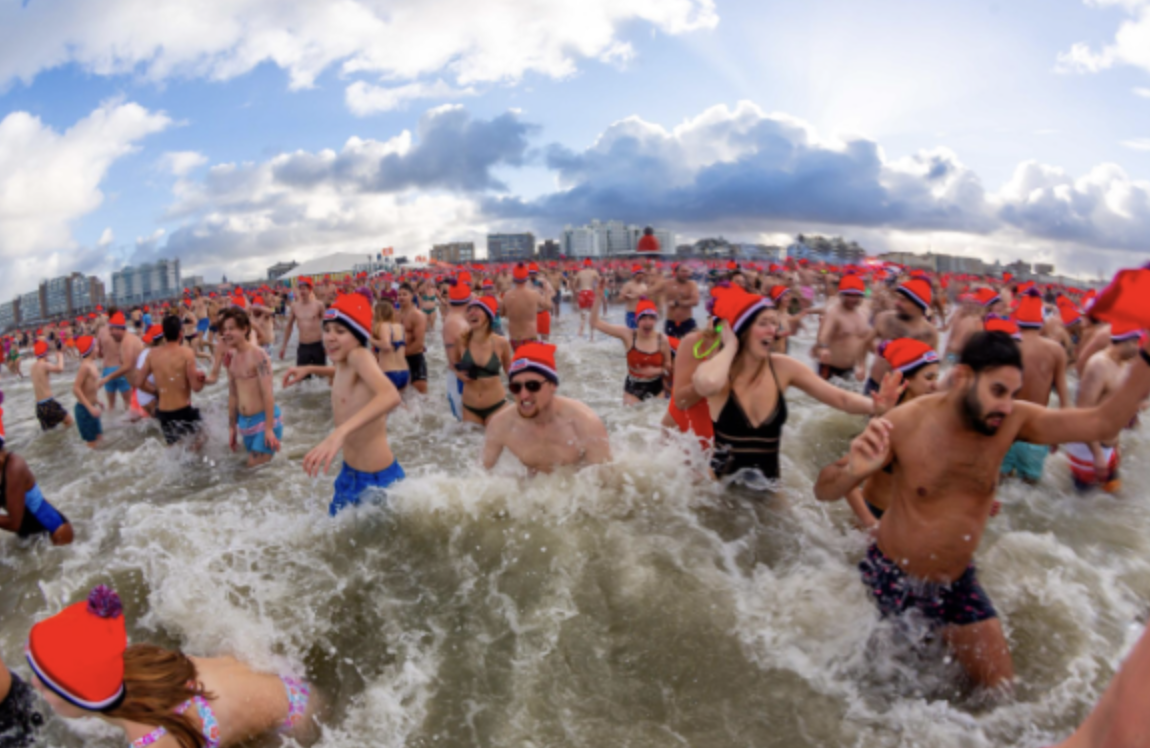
[220,308,283,467]
[70,336,104,448]
[0,405,74,546]
[282,293,403,515]
[30,342,72,432]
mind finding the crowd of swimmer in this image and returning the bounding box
[2,256,1150,748]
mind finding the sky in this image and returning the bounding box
[1,0,1150,299]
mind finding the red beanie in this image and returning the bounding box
[108,312,127,329]
[469,295,498,322]
[513,264,529,283]
[635,299,659,320]
[449,284,473,306]
[896,279,932,312]
[974,288,1001,308]
[34,341,49,359]
[26,586,127,712]
[881,338,939,374]
[839,275,866,297]
[1014,292,1044,329]
[985,316,1022,340]
[769,285,790,305]
[323,292,372,346]
[712,286,773,337]
[509,342,559,384]
[76,335,96,358]
[1110,321,1143,343]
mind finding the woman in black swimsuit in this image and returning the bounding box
[450,296,513,427]
[693,286,902,484]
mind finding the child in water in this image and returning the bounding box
[283,292,404,515]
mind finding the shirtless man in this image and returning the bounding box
[531,269,557,343]
[944,295,984,365]
[71,336,104,448]
[138,316,207,448]
[279,279,326,368]
[397,283,429,394]
[814,275,871,382]
[96,311,143,412]
[482,342,611,472]
[1001,292,1071,484]
[814,330,1150,690]
[221,309,282,468]
[503,264,549,352]
[862,279,939,395]
[30,342,72,432]
[619,266,650,330]
[573,259,600,338]
[442,283,473,420]
[283,293,403,515]
[248,297,276,353]
[664,264,701,340]
[191,288,211,340]
[1065,324,1141,492]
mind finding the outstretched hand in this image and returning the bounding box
[848,418,892,479]
[872,370,906,416]
[282,367,307,388]
[303,432,344,478]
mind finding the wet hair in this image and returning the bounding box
[104,644,215,748]
[218,307,251,333]
[959,331,1022,373]
[162,315,182,343]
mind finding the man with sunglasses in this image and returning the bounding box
[482,342,611,472]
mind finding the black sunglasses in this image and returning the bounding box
[508,380,545,394]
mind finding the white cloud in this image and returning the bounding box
[1058,2,1150,75]
[1121,138,1150,150]
[345,80,477,116]
[98,227,114,246]
[0,100,170,298]
[159,151,208,176]
[1136,87,1150,97]
[0,0,718,98]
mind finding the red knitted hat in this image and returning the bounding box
[839,275,866,296]
[896,279,932,312]
[34,341,49,359]
[974,287,1001,308]
[142,325,163,345]
[635,299,659,320]
[881,338,939,374]
[26,586,127,712]
[469,295,498,322]
[513,264,529,283]
[449,284,473,305]
[1110,320,1143,343]
[985,316,1021,340]
[769,285,790,305]
[1014,292,1044,329]
[712,286,773,337]
[323,292,372,346]
[76,335,96,358]
[508,342,559,384]
[108,312,127,329]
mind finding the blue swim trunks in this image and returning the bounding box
[197,318,210,334]
[20,485,68,538]
[385,370,410,391]
[102,366,130,394]
[1001,440,1047,482]
[330,460,405,516]
[73,403,102,444]
[238,406,283,455]
[625,312,638,330]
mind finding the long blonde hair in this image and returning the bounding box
[105,645,215,748]
[374,301,395,324]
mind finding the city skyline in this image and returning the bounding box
[1,0,1149,299]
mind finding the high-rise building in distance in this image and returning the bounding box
[487,233,535,261]
[112,259,181,305]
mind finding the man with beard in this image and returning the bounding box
[814,330,1150,690]
[861,278,939,395]
[482,342,610,472]
[814,274,872,381]
[663,263,701,339]
[1064,322,1142,492]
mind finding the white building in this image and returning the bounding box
[20,290,43,322]
[561,220,676,257]
[0,301,16,330]
[113,259,181,305]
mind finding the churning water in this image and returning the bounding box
[2,305,1148,747]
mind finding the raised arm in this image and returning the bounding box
[692,324,738,398]
[0,456,31,534]
[777,356,902,416]
[590,285,634,342]
[813,418,893,502]
[1017,348,1150,445]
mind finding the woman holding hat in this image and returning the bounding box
[693,286,903,484]
[26,585,319,748]
[450,295,513,426]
